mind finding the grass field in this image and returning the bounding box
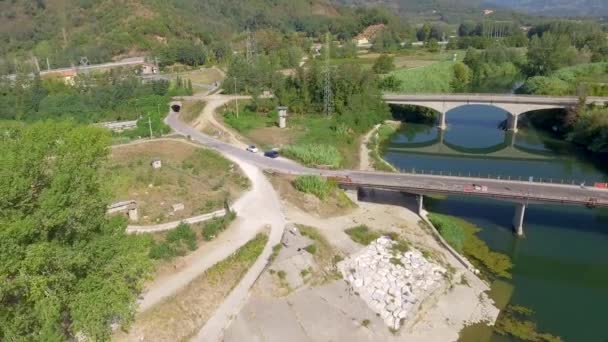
[220,106,361,169]
[389,61,455,94]
[109,140,249,225]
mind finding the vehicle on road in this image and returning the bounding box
[247,145,259,153]
[264,150,279,158]
[466,184,488,192]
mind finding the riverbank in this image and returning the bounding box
[223,182,500,341]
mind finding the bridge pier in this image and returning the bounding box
[416,195,424,215]
[438,112,447,130]
[507,114,519,133]
[512,203,526,236]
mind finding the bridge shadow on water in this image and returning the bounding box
[351,188,608,238]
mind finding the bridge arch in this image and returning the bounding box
[387,100,569,132]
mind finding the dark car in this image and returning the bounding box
[264,150,279,158]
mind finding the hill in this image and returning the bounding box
[0,0,345,71]
[483,0,608,17]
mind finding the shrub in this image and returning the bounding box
[345,225,380,246]
[428,214,465,252]
[282,144,342,168]
[202,212,237,241]
[292,175,335,200]
[166,223,197,251]
[149,241,177,260]
[304,244,317,255]
[428,213,513,279]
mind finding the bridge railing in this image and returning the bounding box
[393,166,599,187]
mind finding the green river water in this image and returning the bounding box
[382,105,608,342]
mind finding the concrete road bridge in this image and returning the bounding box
[166,101,608,237]
[383,94,608,132]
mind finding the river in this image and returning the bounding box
[382,105,608,342]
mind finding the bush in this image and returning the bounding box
[428,214,466,252]
[166,223,197,251]
[202,212,237,241]
[149,241,178,260]
[149,223,198,260]
[428,213,513,279]
[292,175,335,200]
[282,144,342,168]
[344,225,381,246]
[304,244,317,254]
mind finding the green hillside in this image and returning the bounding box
[0,0,354,71]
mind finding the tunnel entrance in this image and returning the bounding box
[171,104,182,112]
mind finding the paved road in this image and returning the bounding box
[165,107,608,208]
[383,93,608,106]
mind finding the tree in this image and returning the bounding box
[0,122,151,340]
[427,38,439,53]
[417,23,432,42]
[526,33,577,76]
[372,54,395,74]
[451,62,471,92]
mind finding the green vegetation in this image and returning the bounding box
[373,54,396,74]
[282,144,342,168]
[0,122,152,340]
[269,243,283,264]
[304,244,318,255]
[428,213,513,279]
[0,72,177,128]
[223,108,277,133]
[368,123,399,172]
[149,223,197,260]
[567,106,608,153]
[201,211,237,241]
[214,233,268,274]
[292,175,336,200]
[345,225,381,246]
[389,61,455,93]
[495,305,562,342]
[519,63,608,96]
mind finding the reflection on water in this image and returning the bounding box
[383,105,608,342]
[384,106,608,183]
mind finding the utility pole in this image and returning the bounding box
[46,58,51,72]
[323,33,333,116]
[234,77,239,118]
[148,113,153,139]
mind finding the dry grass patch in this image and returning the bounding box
[114,233,268,342]
[297,225,343,284]
[109,140,249,225]
[180,100,206,123]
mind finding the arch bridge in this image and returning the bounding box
[383,94,608,132]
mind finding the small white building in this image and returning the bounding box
[151,159,162,169]
[141,63,158,75]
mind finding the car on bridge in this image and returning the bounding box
[465,184,488,192]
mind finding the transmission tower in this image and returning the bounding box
[323,33,333,116]
[246,29,256,65]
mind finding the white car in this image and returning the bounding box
[247,145,259,153]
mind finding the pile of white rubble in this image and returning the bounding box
[337,236,447,331]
